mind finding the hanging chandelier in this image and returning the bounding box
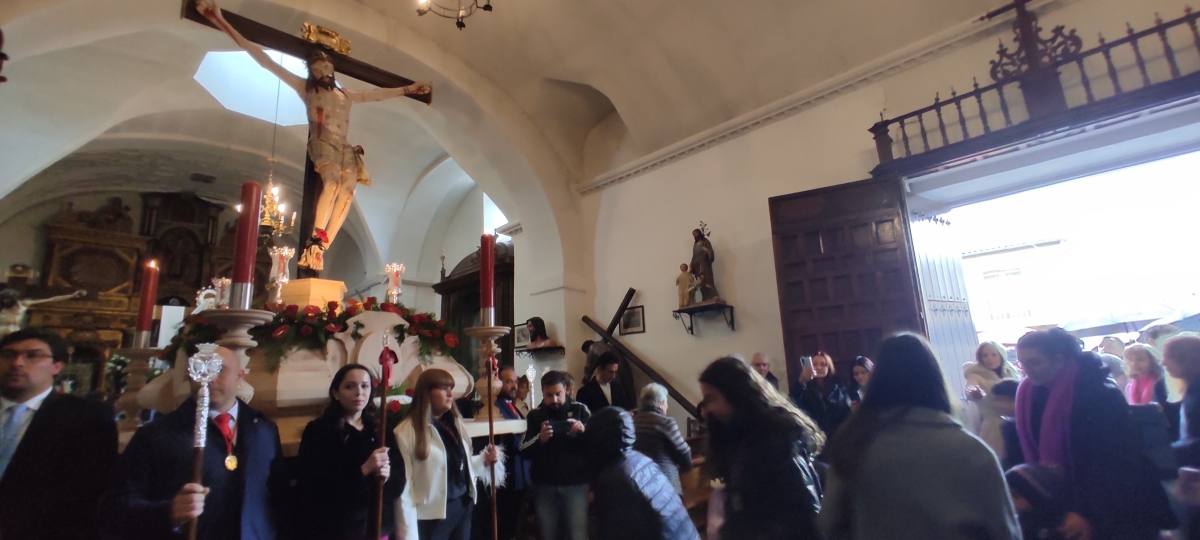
[416,0,494,30]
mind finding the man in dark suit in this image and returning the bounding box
[101,345,281,540]
[576,349,634,413]
[0,327,117,540]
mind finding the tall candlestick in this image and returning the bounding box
[231,182,262,310]
[479,232,495,326]
[134,259,159,347]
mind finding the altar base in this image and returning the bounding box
[281,278,347,308]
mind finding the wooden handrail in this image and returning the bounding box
[582,315,700,418]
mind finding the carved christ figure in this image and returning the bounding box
[198,0,432,272]
[0,289,86,339]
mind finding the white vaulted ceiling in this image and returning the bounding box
[0,0,1003,288]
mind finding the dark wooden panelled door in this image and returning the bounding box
[768,177,925,382]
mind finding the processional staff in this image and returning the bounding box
[372,333,397,539]
[185,343,224,540]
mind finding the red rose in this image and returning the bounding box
[364,297,378,310]
[387,399,402,414]
[413,313,430,325]
[271,325,289,339]
[444,333,459,349]
[380,302,400,314]
[300,325,314,337]
[324,323,340,333]
[283,304,300,319]
[404,388,415,397]
[326,301,339,316]
[302,305,322,321]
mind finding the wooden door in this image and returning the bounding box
[769,177,925,382]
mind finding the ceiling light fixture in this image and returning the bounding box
[415,0,493,30]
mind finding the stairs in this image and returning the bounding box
[680,436,713,536]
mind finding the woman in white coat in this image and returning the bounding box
[963,341,1021,455]
[395,368,502,540]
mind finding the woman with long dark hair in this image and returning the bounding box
[819,333,1020,539]
[699,356,823,539]
[298,363,401,540]
[395,369,500,540]
[1010,328,1175,540]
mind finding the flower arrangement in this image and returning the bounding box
[249,297,461,372]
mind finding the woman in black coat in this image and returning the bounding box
[299,364,402,540]
[700,356,825,540]
[1010,328,1176,540]
[789,352,852,438]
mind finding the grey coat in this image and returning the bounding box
[819,407,1021,540]
[632,406,693,494]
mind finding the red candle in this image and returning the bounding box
[232,182,262,285]
[480,232,495,311]
[136,260,159,332]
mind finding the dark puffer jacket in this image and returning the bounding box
[586,407,700,540]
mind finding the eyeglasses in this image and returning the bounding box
[0,349,55,362]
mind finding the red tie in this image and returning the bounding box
[505,401,522,419]
[215,412,235,455]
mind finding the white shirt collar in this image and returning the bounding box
[1,386,53,413]
[207,400,239,424]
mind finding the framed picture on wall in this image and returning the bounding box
[619,305,646,335]
[514,323,531,349]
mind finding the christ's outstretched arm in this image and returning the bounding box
[348,82,433,104]
[197,0,306,96]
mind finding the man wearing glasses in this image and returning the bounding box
[0,327,118,539]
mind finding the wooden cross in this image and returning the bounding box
[182,1,430,278]
[581,288,700,418]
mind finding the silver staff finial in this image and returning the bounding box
[187,343,224,449]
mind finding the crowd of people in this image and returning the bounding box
[5,323,1200,539]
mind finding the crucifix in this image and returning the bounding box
[581,288,700,418]
[186,0,433,278]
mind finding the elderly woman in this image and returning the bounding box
[1009,328,1175,539]
[633,383,692,495]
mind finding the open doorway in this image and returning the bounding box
[912,148,1200,397]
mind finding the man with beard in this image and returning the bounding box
[198,0,432,273]
[101,346,282,540]
[0,328,117,540]
[478,366,532,540]
[520,371,591,540]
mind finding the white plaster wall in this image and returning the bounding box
[441,188,485,272]
[585,0,1193,405]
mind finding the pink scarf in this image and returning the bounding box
[1125,375,1158,405]
[1015,359,1080,470]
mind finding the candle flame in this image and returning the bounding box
[148,260,158,269]
[235,203,243,213]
